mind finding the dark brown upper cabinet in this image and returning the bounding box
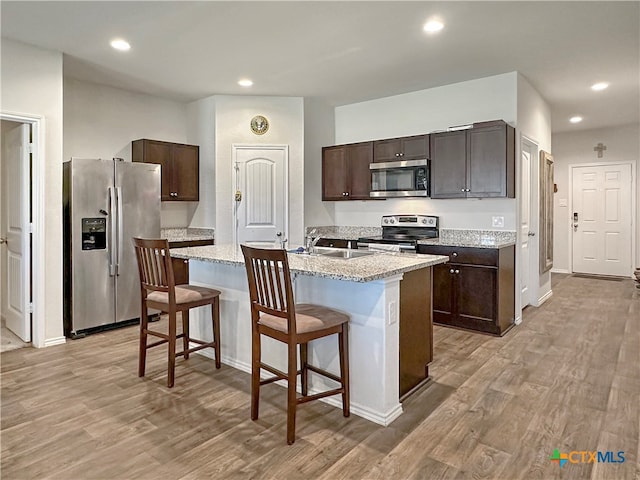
[322,142,373,200]
[430,121,515,199]
[132,139,199,201]
[373,134,429,163]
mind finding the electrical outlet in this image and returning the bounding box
[492,216,504,228]
[388,300,398,325]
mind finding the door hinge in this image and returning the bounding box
[28,223,34,233]
[28,143,34,153]
[27,302,33,314]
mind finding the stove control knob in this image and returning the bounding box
[383,218,389,224]
[390,218,395,224]
[422,218,427,224]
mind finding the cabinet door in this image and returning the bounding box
[347,142,373,199]
[373,138,402,163]
[322,146,349,200]
[145,140,174,201]
[400,135,429,161]
[457,265,498,333]
[432,263,455,322]
[468,125,509,198]
[173,144,199,201]
[430,131,467,198]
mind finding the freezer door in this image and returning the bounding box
[68,158,116,332]
[115,161,161,322]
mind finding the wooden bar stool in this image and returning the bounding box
[133,237,221,387]
[241,244,350,444]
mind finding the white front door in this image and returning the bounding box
[233,145,288,246]
[520,142,533,307]
[572,163,632,276]
[2,123,31,341]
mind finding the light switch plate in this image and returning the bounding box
[492,216,504,228]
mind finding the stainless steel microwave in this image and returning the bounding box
[369,159,430,197]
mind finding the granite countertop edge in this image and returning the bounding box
[417,238,516,249]
[171,245,449,283]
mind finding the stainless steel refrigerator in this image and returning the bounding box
[63,158,161,338]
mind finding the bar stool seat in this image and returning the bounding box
[133,237,221,388]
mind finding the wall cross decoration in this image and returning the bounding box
[594,142,607,158]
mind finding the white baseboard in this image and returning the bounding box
[195,347,403,426]
[538,290,553,305]
[43,336,66,348]
[551,268,571,274]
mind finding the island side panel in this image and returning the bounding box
[186,259,403,426]
[399,266,433,398]
[294,273,403,426]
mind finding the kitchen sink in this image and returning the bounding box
[317,249,376,259]
[289,246,376,259]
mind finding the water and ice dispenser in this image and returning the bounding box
[81,218,106,250]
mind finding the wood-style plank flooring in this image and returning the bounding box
[1,274,638,479]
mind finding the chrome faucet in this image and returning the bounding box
[305,228,319,254]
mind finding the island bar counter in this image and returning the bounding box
[171,244,449,426]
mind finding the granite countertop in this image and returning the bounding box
[418,228,516,249]
[162,227,214,243]
[170,244,449,283]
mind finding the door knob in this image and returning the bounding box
[528,232,536,236]
[573,223,579,231]
[0,237,6,244]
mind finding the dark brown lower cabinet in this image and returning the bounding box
[418,244,515,336]
[399,267,433,399]
[168,239,214,285]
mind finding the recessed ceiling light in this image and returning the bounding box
[570,116,583,124]
[110,39,130,51]
[591,82,609,91]
[423,19,444,33]
[238,79,253,87]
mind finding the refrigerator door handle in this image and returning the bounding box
[116,186,124,276]
[108,186,117,276]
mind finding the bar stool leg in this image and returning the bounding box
[182,310,190,360]
[286,342,298,445]
[339,326,350,417]
[213,297,221,369]
[251,330,261,421]
[138,300,149,377]
[300,343,309,396]
[167,310,177,388]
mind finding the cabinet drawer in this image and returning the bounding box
[418,245,498,266]
[168,239,214,249]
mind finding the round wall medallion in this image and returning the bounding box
[250,115,269,135]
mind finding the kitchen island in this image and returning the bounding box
[171,244,448,426]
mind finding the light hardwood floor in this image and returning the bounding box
[1,274,638,479]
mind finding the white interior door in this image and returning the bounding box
[572,163,632,276]
[520,144,532,307]
[233,145,288,245]
[2,123,31,341]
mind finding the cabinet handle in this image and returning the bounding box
[465,188,471,192]
[452,252,458,257]
[460,188,465,192]
[345,192,349,196]
[450,268,455,274]
[455,269,460,274]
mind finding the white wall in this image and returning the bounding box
[0,38,63,344]
[333,72,518,230]
[63,78,192,227]
[552,123,639,273]
[304,97,336,227]
[188,95,305,245]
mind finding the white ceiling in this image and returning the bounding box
[2,1,638,133]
